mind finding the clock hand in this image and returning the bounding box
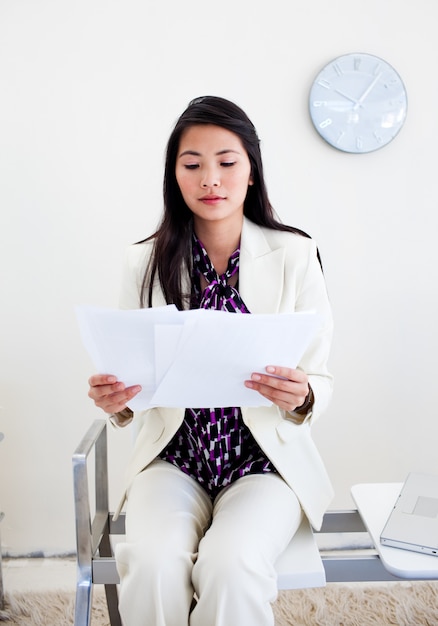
[334,89,360,106]
[353,73,383,110]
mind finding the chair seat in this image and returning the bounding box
[276,516,326,589]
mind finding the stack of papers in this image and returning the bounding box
[76,305,321,411]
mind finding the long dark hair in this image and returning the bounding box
[140,96,314,309]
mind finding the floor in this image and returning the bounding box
[2,557,77,593]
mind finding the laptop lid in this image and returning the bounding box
[380,472,438,556]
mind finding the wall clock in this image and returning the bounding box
[309,53,408,154]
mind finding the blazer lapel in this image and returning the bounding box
[150,218,285,314]
[239,218,285,314]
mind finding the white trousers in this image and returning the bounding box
[115,459,303,626]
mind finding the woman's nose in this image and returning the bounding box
[201,169,220,188]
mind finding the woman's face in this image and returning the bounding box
[175,124,253,230]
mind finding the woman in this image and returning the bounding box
[88,96,334,626]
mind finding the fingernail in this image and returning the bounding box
[266,366,275,374]
[252,374,261,381]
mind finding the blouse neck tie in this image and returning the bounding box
[192,234,250,314]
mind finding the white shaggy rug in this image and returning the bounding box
[1,582,438,625]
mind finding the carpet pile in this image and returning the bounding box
[1,582,438,625]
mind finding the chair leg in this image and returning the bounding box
[99,522,122,625]
[74,581,93,626]
[105,584,122,626]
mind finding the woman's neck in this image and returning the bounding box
[194,217,243,275]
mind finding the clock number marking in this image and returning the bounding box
[333,63,343,76]
[373,62,382,76]
[317,79,331,89]
[356,136,363,150]
[319,118,333,128]
[373,131,384,144]
[336,131,346,145]
[384,77,399,89]
[353,57,361,71]
[313,101,327,107]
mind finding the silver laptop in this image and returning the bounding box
[380,472,438,556]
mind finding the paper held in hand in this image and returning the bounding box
[76,304,322,410]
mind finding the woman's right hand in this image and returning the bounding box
[88,374,142,414]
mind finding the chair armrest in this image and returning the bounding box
[72,419,110,574]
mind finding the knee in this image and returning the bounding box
[116,540,196,626]
[194,533,271,590]
[116,537,195,586]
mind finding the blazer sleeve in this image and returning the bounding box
[289,238,334,424]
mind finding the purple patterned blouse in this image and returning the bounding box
[159,235,276,499]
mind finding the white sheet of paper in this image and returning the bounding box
[150,310,321,408]
[76,305,321,410]
[76,304,180,407]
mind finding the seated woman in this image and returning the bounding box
[88,95,334,626]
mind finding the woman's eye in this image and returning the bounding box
[221,162,235,168]
[184,164,199,170]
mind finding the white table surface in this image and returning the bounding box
[352,482,438,579]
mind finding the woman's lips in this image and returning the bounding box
[199,195,225,205]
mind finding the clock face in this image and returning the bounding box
[309,53,408,153]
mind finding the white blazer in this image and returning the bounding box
[114,217,334,530]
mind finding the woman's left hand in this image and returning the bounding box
[244,366,309,412]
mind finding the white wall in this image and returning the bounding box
[1,0,437,555]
